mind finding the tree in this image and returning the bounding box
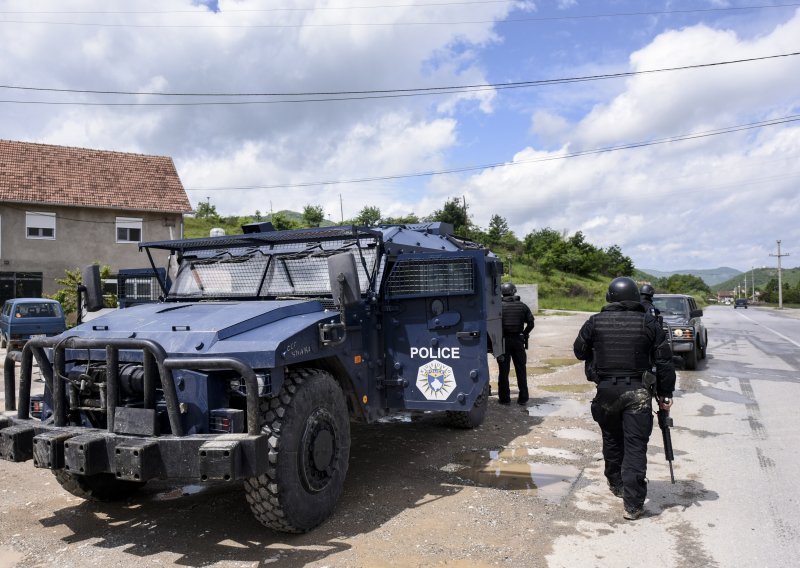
[382,213,420,225]
[428,197,470,235]
[524,228,563,259]
[269,212,299,231]
[663,274,710,296]
[487,214,510,246]
[602,245,634,277]
[254,209,262,221]
[302,204,326,227]
[48,263,116,319]
[196,201,219,221]
[354,206,382,227]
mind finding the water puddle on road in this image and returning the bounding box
[443,449,581,503]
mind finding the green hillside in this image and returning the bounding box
[640,266,741,286]
[184,211,334,239]
[711,267,800,293]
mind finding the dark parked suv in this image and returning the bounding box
[734,298,748,309]
[652,294,707,370]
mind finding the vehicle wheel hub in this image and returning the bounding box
[300,408,338,492]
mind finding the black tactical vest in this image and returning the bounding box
[592,310,652,375]
[501,297,531,335]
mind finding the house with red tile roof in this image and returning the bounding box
[0,140,191,303]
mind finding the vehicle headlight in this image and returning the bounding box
[672,328,693,339]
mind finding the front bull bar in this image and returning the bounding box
[4,336,261,436]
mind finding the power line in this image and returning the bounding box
[1,2,799,28]
[1,52,797,106]
[0,0,517,14]
[184,114,800,191]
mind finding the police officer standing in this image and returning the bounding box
[498,282,535,405]
[573,277,675,520]
[640,283,656,317]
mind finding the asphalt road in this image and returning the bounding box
[548,305,800,566]
[1,306,799,567]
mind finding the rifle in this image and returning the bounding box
[645,371,676,483]
[657,404,676,484]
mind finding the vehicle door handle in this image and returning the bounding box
[456,331,480,339]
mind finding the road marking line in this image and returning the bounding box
[736,312,800,348]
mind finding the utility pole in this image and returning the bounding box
[340,194,344,224]
[751,266,756,302]
[769,240,790,309]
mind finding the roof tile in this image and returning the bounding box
[0,139,192,214]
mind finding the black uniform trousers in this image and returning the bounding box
[498,335,528,403]
[590,379,653,511]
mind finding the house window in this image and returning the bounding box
[25,212,56,240]
[116,217,143,243]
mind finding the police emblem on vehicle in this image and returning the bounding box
[416,360,456,400]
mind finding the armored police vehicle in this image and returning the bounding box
[1,222,503,532]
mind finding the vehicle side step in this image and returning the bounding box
[0,424,36,462]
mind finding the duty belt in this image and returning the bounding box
[598,375,643,385]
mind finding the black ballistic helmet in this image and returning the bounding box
[606,277,641,303]
[501,282,517,296]
[640,284,655,299]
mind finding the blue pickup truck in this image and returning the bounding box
[0,298,66,351]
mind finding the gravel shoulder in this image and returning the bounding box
[0,312,638,568]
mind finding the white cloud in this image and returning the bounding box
[457,10,800,270]
[2,1,799,271]
[0,0,514,214]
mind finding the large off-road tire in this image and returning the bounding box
[700,333,708,360]
[53,470,145,501]
[683,345,698,370]
[244,368,350,533]
[445,382,490,429]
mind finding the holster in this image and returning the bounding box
[585,361,600,384]
[642,370,657,393]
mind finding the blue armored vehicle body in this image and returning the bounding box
[1,222,503,532]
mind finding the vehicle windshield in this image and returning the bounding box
[14,302,59,318]
[653,297,688,315]
[168,238,378,300]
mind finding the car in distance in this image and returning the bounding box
[652,293,707,370]
[734,298,748,309]
[0,298,66,351]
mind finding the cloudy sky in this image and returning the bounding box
[2,0,799,272]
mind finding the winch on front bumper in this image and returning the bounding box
[1,336,270,483]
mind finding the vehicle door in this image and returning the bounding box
[688,298,705,346]
[382,250,488,411]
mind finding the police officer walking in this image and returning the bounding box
[498,282,535,405]
[573,277,675,520]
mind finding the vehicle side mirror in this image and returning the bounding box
[327,253,361,309]
[82,264,105,312]
[690,309,703,318]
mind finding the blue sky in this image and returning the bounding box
[1,0,798,271]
